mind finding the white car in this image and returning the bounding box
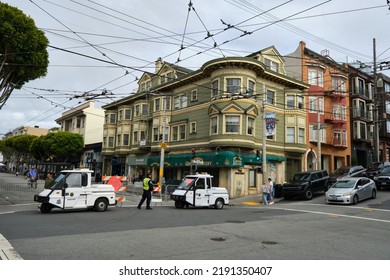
[325,177,377,205]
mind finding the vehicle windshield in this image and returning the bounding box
[379,166,390,173]
[292,173,310,182]
[177,178,195,190]
[331,180,355,189]
[331,167,349,176]
[49,173,66,189]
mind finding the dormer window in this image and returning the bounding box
[264,58,279,72]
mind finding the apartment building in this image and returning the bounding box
[55,101,104,173]
[285,41,351,175]
[102,47,308,198]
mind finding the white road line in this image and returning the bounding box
[292,203,390,212]
[0,212,15,215]
[0,234,23,260]
[272,206,390,223]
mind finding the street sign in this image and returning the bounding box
[160,142,167,149]
[312,124,327,130]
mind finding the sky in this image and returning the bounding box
[1,0,390,136]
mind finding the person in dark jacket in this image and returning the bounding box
[137,173,154,209]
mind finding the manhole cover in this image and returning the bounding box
[210,237,226,242]
[225,220,245,223]
[261,241,277,245]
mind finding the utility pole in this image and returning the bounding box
[262,93,267,183]
[159,97,167,196]
[317,96,322,170]
[373,38,380,162]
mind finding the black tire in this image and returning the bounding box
[214,198,224,209]
[304,188,313,200]
[40,203,53,214]
[371,189,377,199]
[94,198,108,212]
[352,194,359,205]
[174,201,185,209]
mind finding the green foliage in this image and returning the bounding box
[41,132,84,162]
[0,2,49,108]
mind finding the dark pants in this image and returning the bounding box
[138,191,151,208]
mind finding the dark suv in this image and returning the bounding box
[366,162,390,179]
[283,170,329,200]
[329,165,367,185]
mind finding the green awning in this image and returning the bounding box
[147,151,285,168]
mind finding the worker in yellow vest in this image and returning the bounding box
[137,173,153,210]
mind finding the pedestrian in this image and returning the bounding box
[44,172,54,189]
[267,178,274,204]
[137,173,154,210]
[27,167,38,189]
[262,184,270,205]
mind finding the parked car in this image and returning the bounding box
[366,162,390,179]
[373,165,390,190]
[329,165,367,185]
[325,177,377,205]
[283,170,329,200]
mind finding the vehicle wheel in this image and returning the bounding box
[214,198,224,209]
[174,201,184,209]
[40,203,53,214]
[304,188,313,200]
[352,194,359,205]
[94,198,108,212]
[371,189,377,199]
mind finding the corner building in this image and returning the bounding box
[102,47,308,198]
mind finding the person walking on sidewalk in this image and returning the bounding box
[137,173,153,210]
[262,184,270,205]
[267,178,274,205]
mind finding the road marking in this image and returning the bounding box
[272,207,390,223]
[0,211,15,215]
[292,203,390,213]
[0,234,23,260]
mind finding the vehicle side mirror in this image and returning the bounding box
[63,183,68,189]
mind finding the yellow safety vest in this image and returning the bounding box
[143,178,151,190]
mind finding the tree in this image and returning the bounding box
[1,134,37,166]
[41,132,84,162]
[0,2,49,109]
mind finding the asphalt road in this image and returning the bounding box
[1,172,390,260]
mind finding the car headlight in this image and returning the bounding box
[343,191,352,196]
[374,176,378,180]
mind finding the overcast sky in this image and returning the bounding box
[1,0,389,135]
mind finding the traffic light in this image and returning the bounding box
[256,150,260,161]
[257,166,263,174]
[192,148,196,159]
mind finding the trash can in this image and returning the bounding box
[274,184,283,198]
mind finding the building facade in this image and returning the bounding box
[55,101,104,174]
[285,41,351,176]
[102,47,308,198]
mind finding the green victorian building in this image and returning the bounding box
[102,46,308,198]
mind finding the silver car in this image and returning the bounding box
[325,177,377,205]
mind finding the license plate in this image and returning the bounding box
[382,182,387,185]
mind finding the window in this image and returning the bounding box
[287,127,295,143]
[309,96,323,113]
[386,100,390,114]
[118,110,123,121]
[387,120,390,133]
[174,96,180,109]
[172,126,178,141]
[162,127,169,142]
[226,78,241,94]
[266,89,275,105]
[135,105,140,117]
[190,122,196,134]
[264,58,279,72]
[108,137,114,147]
[191,90,198,101]
[297,96,304,109]
[76,117,81,128]
[309,125,325,142]
[123,134,129,146]
[142,104,148,115]
[155,98,160,112]
[167,72,173,81]
[332,77,346,94]
[248,80,255,96]
[298,128,305,144]
[164,97,171,110]
[179,124,186,140]
[133,131,138,144]
[181,95,187,108]
[153,127,159,142]
[125,109,131,120]
[248,117,254,135]
[212,80,219,96]
[103,137,107,147]
[286,95,295,109]
[308,68,324,86]
[211,116,218,134]
[117,134,121,146]
[225,115,240,133]
[109,114,116,124]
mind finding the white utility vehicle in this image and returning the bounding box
[34,169,116,213]
[170,173,229,209]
